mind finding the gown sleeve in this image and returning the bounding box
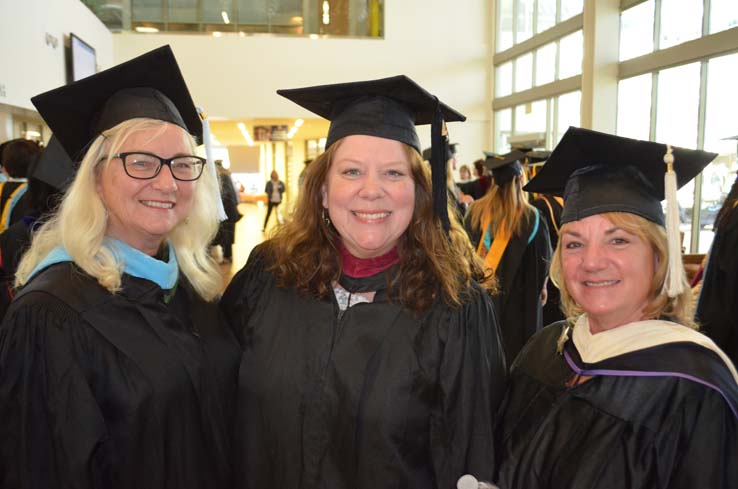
[221,244,270,346]
[659,388,738,489]
[431,285,507,489]
[0,293,110,489]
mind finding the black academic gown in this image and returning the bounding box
[494,322,738,489]
[695,206,738,366]
[0,261,241,489]
[0,217,34,319]
[531,195,565,325]
[465,209,552,364]
[221,244,507,489]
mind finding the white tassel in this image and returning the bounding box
[197,106,228,222]
[663,145,684,298]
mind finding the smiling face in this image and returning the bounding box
[322,134,416,259]
[560,213,656,333]
[96,122,196,255]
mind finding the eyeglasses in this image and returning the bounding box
[111,152,206,181]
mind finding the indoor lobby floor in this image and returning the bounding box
[218,202,277,287]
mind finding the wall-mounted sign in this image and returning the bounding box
[254,125,290,142]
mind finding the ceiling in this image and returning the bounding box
[209,118,330,147]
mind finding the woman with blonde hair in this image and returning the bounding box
[0,47,240,489]
[222,75,507,489]
[464,150,552,363]
[491,127,737,489]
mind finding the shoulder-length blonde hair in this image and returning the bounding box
[550,211,696,328]
[265,138,493,314]
[467,172,537,239]
[15,118,222,301]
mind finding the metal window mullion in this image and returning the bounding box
[513,0,519,45]
[550,96,557,150]
[649,71,658,141]
[533,0,539,34]
[703,0,711,36]
[653,0,661,51]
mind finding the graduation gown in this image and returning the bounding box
[695,205,738,365]
[465,209,552,363]
[494,321,738,489]
[531,195,565,325]
[0,217,34,319]
[221,244,507,489]
[0,261,241,489]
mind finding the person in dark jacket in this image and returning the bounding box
[263,170,285,231]
[0,46,240,489]
[222,75,507,489]
[212,160,241,263]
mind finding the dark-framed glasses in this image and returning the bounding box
[112,152,206,181]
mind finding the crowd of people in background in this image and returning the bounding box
[0,45,735,489]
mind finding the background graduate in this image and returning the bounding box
[0,46,241,489]
[222,75,507,489]
[492,127,737,489]
[464,150,551,363]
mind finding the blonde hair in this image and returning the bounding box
[550,211,696,328]
[467,174,536,238]
[266,138,493,313]
[16,118,223,301]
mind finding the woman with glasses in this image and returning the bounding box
[0,47,241,489]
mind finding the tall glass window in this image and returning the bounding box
[619,0,654,61]
[495,109,513,153]
[169,0,199,23]
[516,0,535,43]
[659,0,703,49]
[616,74,652,141]
[535,43,556,86]
[710,0,738,35]
[497,0,514,52]
[536,0,556,33]
[558,30,583,79]
[515,53,534,92]
[515,100,547,135]
[560,0,583,21]
[557,91,581,143]
[699,53,738,251]
[496,61,514,97]
[132,0,162,21]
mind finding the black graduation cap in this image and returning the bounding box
[524,126,717,226]
[33,136,76,190]
[31,45,201,161]
[484,150,525,186]
[422,142,457,162]
[277,75,466,232]
[526,150,551,163]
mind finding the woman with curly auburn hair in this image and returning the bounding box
[0,47,240,489]
[222,75,507,489]
[491,127,737,489]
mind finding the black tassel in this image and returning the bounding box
[431,99,450,233]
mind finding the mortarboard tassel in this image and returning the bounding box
[430,99,451,233]
[197,107,228,222]
[663,145,684,297]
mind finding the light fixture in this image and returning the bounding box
[294,119,304,128]
[24,130,41,138]
[239,31,246,37]
[135,26,159,33]
[290,16,303,24]
[221,11,230,24]
[322,0,330,25]
[309,33,319,40]
[212,31,222,37]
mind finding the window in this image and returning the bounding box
[556,91,581,143]
[536,0,556,33]
[515,53,534,92]
[619,0,654,61]
[710,0,738,35]
[535,43,556,86]
[515,100,547,135]
[495,109,513,153]
[558,30,583,79]
[496,61,514,98]
[617,74,652,141]
[560,0,583,22]
[516,0,535,43]
[497,0,514,52]
[659,0,703,49]
[699,52,738,251]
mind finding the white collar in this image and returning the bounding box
[572,315,738,385]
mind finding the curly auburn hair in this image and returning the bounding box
[264,138,494,313]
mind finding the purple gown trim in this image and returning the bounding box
[563,349,738,420]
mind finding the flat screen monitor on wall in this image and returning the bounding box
[67,33,97,83]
